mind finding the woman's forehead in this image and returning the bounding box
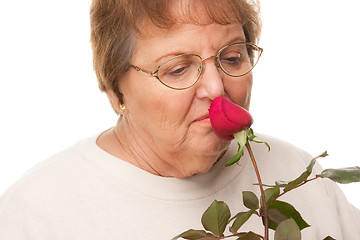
[131,23,245,66]
[135,0,241,39]
[136,21,242,42]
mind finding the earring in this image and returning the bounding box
[118,103,126,113]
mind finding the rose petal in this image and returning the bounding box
[209,96,253,140]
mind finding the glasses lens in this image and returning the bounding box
[218,43,260,77]
[157,54,202,89]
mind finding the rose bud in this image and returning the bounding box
[209,96,253,140]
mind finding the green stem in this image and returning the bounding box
[245,142,269,240]
[275,176,320,201]
[216,232,264,239]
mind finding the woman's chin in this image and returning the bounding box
[197,132,230,155]
[189,138,229,170]
[177,161,217,178]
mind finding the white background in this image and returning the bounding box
[0,0,359,211]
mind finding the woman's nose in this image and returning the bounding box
[195,57,224,100]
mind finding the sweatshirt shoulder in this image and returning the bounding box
[250,133,323,175]
[254,133,313,159]
[0,137,96,210]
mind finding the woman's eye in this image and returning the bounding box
[225,56,241,64]
[162,62,191,78]
[221,52,242,65]
[168,66,187,76]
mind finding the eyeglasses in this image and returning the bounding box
[129,42,263,90]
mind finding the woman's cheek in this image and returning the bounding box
[224,74,253,110]
[154,94,191,133]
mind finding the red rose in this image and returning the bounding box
[209,96,253,140]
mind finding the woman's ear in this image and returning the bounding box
[106,90,123,115]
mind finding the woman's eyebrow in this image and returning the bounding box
[152,35,246,65]
[154,51,189,65]
[224,36,247,45]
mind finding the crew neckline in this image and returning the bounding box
[77,134,249,201]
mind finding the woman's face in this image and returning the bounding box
[117,21,253,177]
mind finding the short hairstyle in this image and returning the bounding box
[90,0,262,105]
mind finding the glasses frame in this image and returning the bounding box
[128,42,263,90]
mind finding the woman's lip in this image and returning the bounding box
[194,115,210,122]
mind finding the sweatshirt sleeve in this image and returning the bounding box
[322,178,360,239]
[309,154,360,239]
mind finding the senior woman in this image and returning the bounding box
[0,0,360,239]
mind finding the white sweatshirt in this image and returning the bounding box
[0,134,359,239]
